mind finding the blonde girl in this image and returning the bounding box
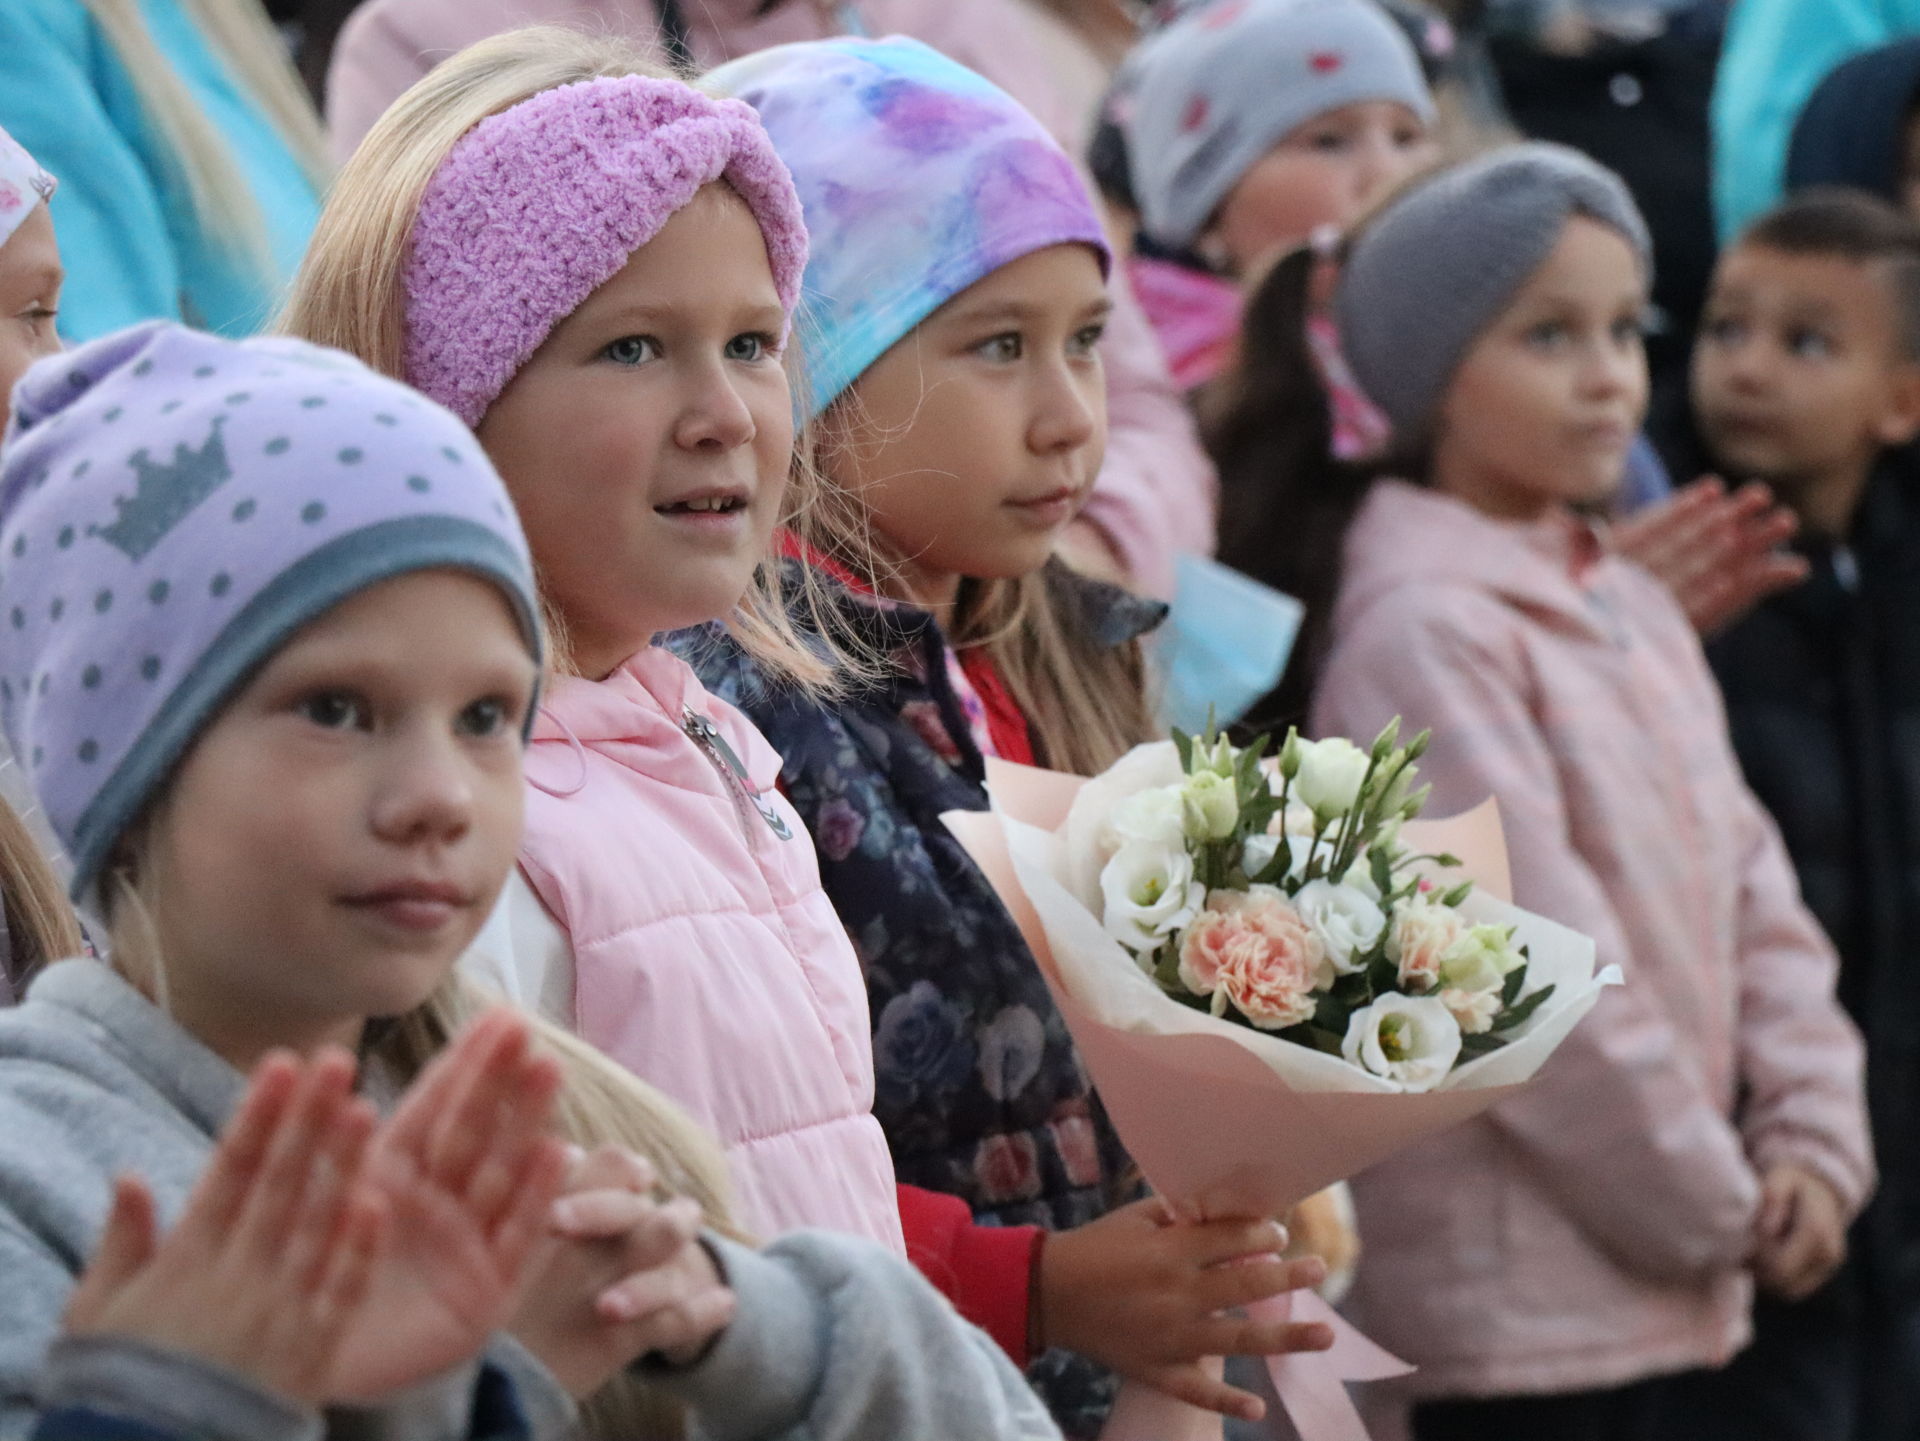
[282,26,907,1252]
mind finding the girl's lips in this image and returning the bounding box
[1004,485,1085,529]
[342,882,471,934]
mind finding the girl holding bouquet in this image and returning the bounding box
[1217,142,1874,1438]
[689,36,1335,1439]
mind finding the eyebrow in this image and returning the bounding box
[940,296,1116,327]
[565,298,787,331]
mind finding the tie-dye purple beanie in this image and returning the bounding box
[709,37,1112,416]
[0,322,540,895]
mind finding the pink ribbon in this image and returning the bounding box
[1102,1292,1411,1441]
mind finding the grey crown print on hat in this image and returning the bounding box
[0,321,542,898]
[91,416,232,561]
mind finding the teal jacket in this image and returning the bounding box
[1710,0,1920,243]
[0,0,320,341]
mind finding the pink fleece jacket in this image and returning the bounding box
[518,644,903,1251]
[324,0,1217,597]
[1314,480,1873,1400]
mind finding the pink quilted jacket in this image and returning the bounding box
[1314,480,1872,1400]
[518,645,903,1252]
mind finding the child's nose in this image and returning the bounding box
[1029,364,1101,454]
[673,367,757,452]
[370,736,475,845]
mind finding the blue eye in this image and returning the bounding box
[1787,328,1834,359]
[299,690,368,731]
[725,332,775,363]
[603,336,657,367]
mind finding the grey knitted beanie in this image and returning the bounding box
[1334,142,1652,437]
[1123,0,1435,251]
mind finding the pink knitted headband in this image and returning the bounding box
[402,74,811,427]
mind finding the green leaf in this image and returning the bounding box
[1459,1031,1509,1058]
[1501,961,1528,1007]
[1172,728,1194,773]
[1370,848,1395,898]
[1441,881,1475,908]
[1493,982,1557,1032]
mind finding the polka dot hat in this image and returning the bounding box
[0,321,541,897]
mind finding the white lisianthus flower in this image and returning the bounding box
[1100,840,1205,954]
[1295,737,1371,818]
[1181,771,1239,840]
[1294,880,1388,974]
[1108,785,1188,849]
[1342,993,1463,1092]
[1441,986,1501,1036]
[1437,923,1527,996]
[1242,832,1280,878]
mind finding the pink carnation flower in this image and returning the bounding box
[1180,887,1325,1029]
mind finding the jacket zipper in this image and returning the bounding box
[682,706,792,841]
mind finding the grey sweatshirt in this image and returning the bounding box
[0,961,1062,1441]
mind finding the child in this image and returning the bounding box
[1239,143,1872,1440]
[698,36,1334,1438]
[283,28,904,1253]
[0,321,1067,1441]
[1686,189,1920,1441]
[1116,0,1437,392]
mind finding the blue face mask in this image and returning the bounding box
[1156,554,1305,733]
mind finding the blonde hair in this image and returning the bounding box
[279,25,875,694]
[814,389,1157,777]
[83,0,329,273]
[102,831,740,1441]
[0,800,83,993]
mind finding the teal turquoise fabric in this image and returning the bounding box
[0,0,320,340]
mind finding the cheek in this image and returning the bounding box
[1222,160,1354,252]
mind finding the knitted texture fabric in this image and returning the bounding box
[403,74,810,427]
[709,37,1112,416]
[0,123,54,252]
[1119,0,1434,251]
[0,321,539,894]
[1334,142,1653,438]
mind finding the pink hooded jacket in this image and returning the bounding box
[1314,481,1872,1400]
[518,645,903,1251]
[324,0,1216,597]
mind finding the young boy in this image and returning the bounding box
[1687,188,1920,1441]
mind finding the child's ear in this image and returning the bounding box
[1877,361,1920,447]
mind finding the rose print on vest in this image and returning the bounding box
[90,417,231,561]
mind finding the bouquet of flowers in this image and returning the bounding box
[1082,719,1556,1093]
[943,721,1619,1441]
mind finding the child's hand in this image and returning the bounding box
[324,1009,571,1402]
[1611,476,1808,637]
[1752,1164,1847,1301]
[63,1050,386,1405]
[1037,1196,1334,1423]
[510,1146,735,1397]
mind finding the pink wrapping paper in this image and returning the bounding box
[944,758,1612,1441]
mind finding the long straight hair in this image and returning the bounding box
[279,25,873,694]
[812,390,1158,777]
[82,0,329,273]
[0,799,83,995]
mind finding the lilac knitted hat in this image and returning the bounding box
[403,74,811,427]
[0,322,540,895]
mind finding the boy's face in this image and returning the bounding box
[1692,243,1920,502]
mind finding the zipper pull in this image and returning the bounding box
[683,707,792,840]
